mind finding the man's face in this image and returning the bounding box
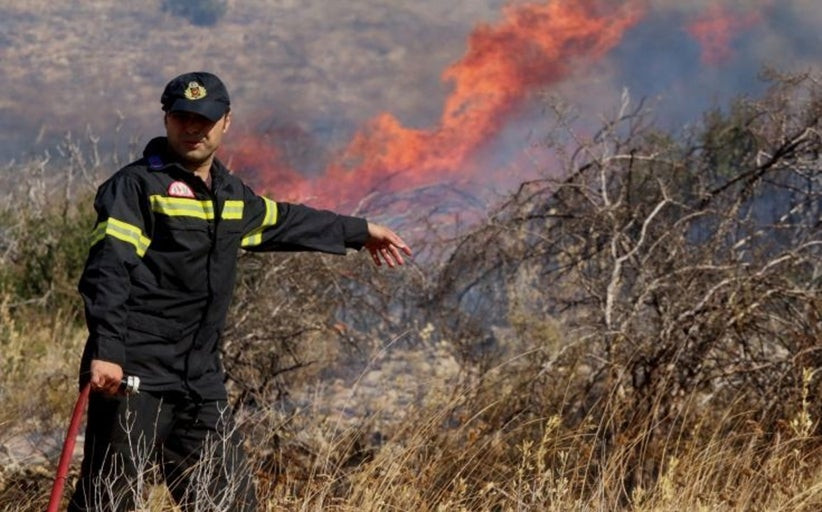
[164,111,231,169]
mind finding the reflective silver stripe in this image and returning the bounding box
[90,217,151,257]
[241,198,278,247]
[150,195,215,220]
[222,200,244,220]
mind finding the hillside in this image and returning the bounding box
[2,0,820,203]
[0,0,503,163]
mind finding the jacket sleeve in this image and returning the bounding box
[78,173,152,366]
[238,184,369,254]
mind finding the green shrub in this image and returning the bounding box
[0,193,95,316]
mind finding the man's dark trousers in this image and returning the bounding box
[67,389,257,511]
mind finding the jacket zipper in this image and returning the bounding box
[184,173,221,399]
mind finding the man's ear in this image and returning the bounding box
[222,111,232,133]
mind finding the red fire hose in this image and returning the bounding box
[46,377,140,512]
[46,382,90,512]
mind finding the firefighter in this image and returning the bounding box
[68,71,411,511]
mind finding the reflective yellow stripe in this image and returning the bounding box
[150,195,214,220]
[241,198,278,247]
[90,217,151,257]
[222,200,244,220]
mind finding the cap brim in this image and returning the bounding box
[167,98,227,122]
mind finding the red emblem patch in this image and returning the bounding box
[168,181,195,198]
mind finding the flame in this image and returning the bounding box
[227,1,642,210]
[223,132,307,199]
[686,5,762,66]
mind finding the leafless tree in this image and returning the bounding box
[426,70,821,494]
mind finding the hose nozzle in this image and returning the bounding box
[119,375,141,395]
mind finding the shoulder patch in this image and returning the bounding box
[148,155,164,170]
[168,181,196,198]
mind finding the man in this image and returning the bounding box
[68,71,411,511]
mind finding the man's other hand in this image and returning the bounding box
[365,222,412,268]
[90,359,124,395]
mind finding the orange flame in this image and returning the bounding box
[227,1,642,210]
[686,5,762,66]
[223,132,306,196]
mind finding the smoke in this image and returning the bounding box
[1,0,818,211]
[228,0,817,213]
[686,5,764,65]
[229,1,642,209]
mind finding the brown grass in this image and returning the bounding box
[2,307,819,511]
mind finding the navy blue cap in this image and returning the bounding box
[160,71,230,122]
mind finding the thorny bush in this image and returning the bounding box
[424,70,821,501]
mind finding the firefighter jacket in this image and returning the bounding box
[78,137,369,399]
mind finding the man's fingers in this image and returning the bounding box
[389,234,412,257]
[382,247,395,268]
[376,244,404,268]
[364,222,412,267]
[91,375,116,394]
[90,359,124,395]
[387,245,404,266]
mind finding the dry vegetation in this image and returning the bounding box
[1,72,820,511]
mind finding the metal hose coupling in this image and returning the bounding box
[119,375,141,394]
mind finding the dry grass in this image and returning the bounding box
[2,289,819,511]
[0,336,822,512]
[244,344,822,512]
[0,298,86,511]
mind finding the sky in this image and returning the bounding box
[0,0,819,212]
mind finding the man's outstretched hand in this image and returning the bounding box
[365,222,412,268]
